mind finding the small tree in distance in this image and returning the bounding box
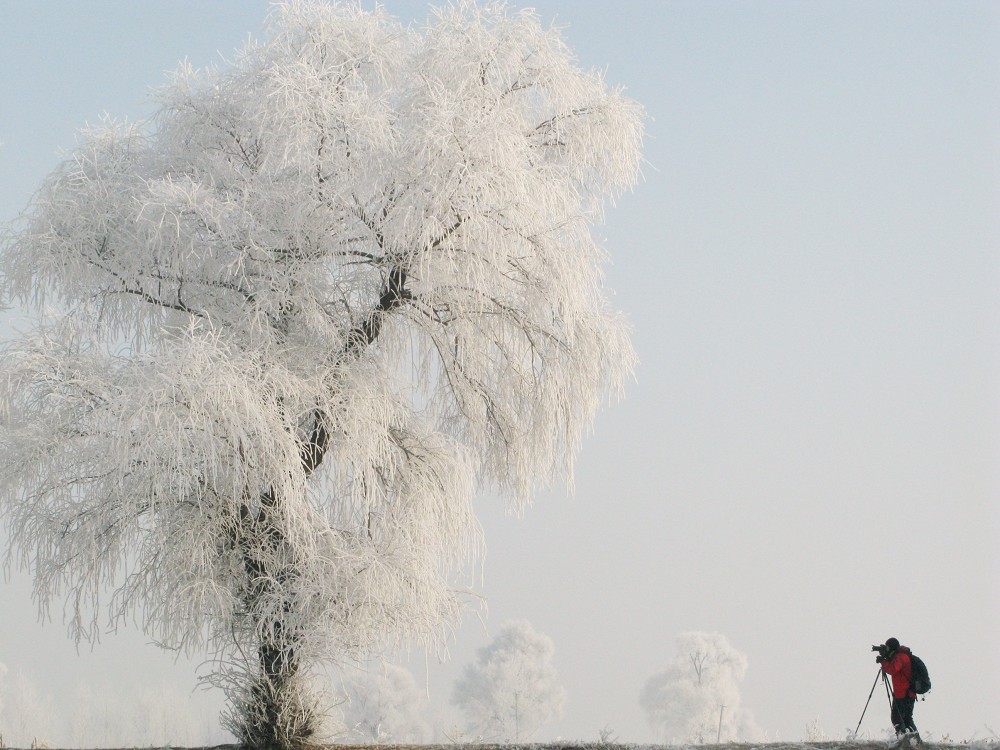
[0,669,52,749]
[452,619,566,741]
[0,2,642,748]
[0,660,7,745]
[338,664,431,743]
[640,631,759,743]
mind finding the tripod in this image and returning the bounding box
[854,669,895,736]
[855,668,917,739]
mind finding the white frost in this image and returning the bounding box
[0,0,642,743]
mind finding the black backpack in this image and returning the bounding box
[909,652,931,695]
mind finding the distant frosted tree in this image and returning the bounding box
[0,2,641,749]
[70,683,105,748]
[129,683,225,747]
[452,619,566,741]
[0,670,52,748]
[0,660,6,737]
[72,684,128,748]
[640,632,759,743]
[67,681,226,748]
[338,664,430,743]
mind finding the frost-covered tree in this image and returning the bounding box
[0,660,6,738]
[66,681,223,748]
[0,669,52,748]
[0,2,641,748]
[640,632,759,743]
[338,664,431,743]
[451,619,566,741]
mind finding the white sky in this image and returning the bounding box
[1,0,998,744]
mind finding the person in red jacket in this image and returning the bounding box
[877,637,918,736]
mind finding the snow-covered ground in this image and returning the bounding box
[65,742,986,750]
[188,742,997,750]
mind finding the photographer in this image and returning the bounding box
[874,637,918,736]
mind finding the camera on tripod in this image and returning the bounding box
[871,644,889,657]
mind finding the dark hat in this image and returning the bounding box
[885,637,900,652]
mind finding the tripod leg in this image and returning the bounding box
[854,670,884,736]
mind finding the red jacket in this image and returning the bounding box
[881,647,915,699]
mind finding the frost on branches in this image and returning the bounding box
[0,2,641,748]
[452,620,566,742]
[640,632,760,744]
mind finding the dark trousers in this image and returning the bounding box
[891,697,917,734]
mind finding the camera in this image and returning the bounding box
[871,644,888,657]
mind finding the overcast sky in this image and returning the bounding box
[1,0,998,744]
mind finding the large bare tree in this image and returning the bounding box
[0,2,641,747]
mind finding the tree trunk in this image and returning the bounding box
[233,267,410,749]
[242,632,313,750]
[234,489,315,750]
